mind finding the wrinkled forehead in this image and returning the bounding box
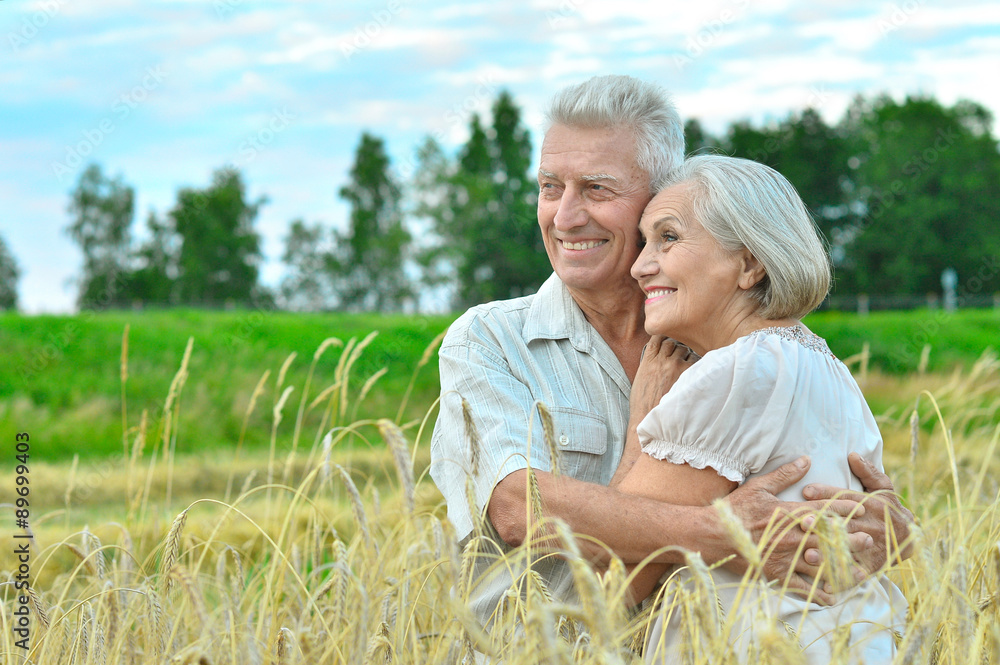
[539,123,645,181]
[541,122,636,151]
[639,182,698,229]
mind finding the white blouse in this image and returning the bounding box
[637,326,907,664]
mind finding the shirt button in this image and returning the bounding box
[558,434,569,446]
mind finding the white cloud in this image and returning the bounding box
[895,2,1000,30]
[795,15,887,51]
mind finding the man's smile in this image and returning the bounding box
[558,239,608,251]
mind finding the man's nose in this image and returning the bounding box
[553,191,587,231]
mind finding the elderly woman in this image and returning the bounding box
[615,155,907,663]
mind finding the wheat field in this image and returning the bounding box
[2,335,999,664]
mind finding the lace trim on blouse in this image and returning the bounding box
[748,325,837,361]
[641,439,750,483]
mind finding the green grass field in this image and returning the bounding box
[1,307,997,461]
[0,309,453,461]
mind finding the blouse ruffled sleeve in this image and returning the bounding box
[636,335,792,484]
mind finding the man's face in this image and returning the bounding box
[537,124,653,296]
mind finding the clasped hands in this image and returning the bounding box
[723,452,915,605]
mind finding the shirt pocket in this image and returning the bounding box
[542,405,610,484]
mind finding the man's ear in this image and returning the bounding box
[737,250,767,291]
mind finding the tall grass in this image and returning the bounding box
[1,335,998,663]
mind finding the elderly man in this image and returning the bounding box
[429,75,911,633]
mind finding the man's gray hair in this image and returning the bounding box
[545,75,684,192]
[662,155,831,320]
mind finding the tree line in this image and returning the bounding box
[1,89,997,313]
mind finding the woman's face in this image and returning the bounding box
[630,182,750,354]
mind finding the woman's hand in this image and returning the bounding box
[629,335,695,424]
[612,336,696,486]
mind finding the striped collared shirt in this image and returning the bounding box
[430,273,632,626]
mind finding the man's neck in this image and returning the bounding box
[569,282,649,382]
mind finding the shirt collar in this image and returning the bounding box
[523,272,592,351]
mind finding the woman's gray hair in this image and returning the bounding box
[662,155,831,320]
[545,75,684,192]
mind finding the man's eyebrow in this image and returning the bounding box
[537,170,620,183]
[580,173,619,183]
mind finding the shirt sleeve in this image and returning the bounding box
[429,311,558,541]
[636,336,791,484]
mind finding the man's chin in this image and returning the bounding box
[555,265,620,292]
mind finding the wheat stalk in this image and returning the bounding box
[162,336,194,510]
[27,585,51,630]
[276,626,294,662]
[395,327,447,422]
[712,498,762,569]
[162,508,189,590]
[120,323,129,462]
[63,542,99,578]
[461,397,482,477]
[82,527,106,580]
[228,368,271,501]
[144,585,167,656]
[379,418,415,514]
[536,401,560,477]
[336,464,376,556]
[365,621,393,665]
[170,564,208,634]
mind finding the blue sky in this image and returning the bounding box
[2,0,999,312]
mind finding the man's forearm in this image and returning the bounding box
[488,468,730,567]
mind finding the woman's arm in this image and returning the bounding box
[615,454,738,604]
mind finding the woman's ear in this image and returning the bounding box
[737,250,767,291]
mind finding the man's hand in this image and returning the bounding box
[802,452,915,578]
[722,456,874,605]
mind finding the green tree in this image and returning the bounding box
[66,163,134,309]
[774,108,851,241]
[418,90,549,309]
[724,120,782,168]
[332,132,412,312]
[170,167,269,307]
[128,211,178,307]
[683,118,716,155]
[0,233,19,310]
[723,110,853,273]
[411,136,455,292]
[280,219,337,311]
[837,95,1000,294]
